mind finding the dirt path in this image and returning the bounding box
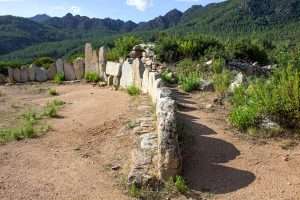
[175,90,300,200]
[0,84,135,200]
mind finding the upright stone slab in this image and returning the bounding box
[85,43,98,74]
[99,46,107,79]
[106,61,121,77]
[8,68,14,83]
[13,68,21,83]
[20,67,29,82]
[132,58,145,89]
[142,68,150,94]
[28,64,38,81]
[120,60,134,88]
[35,67,48,82]
[148,72,160,102]
[73,58,85,80]
[0,74,6,84]
[63,62,76,81]
[56,59,64,75]
[47,63,57,80]
[157,97,181,180]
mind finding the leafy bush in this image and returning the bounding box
[53,73,65,84]
[230,66,300,131]
[174,176,189,194]
[33,57,54,69]
[161,69,177,84]
[179,72,201,92]
[127,85,141,96]
[107,36,142,61]
[155,35,181,63]
[213,70,232,97]
[85,72,100,82]
[212,57,225,74]
[43,100,65,118]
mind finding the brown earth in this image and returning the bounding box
[0,83,138,200]
[175,90,300,200]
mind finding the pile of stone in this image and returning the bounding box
[228,60,275,76]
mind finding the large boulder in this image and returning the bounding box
[56,59,64,75]
[13,68,21,83]
[229,72,245,92]
[28,64,38,81]
[47,63,57,80]
[106,61,121,77]
[157,97,181,180]
[132,58,145,88]
[20,67,29,82]
[73,58,85,80]
[35,67,48,82]
[120,60,134,88]
[63,62,76,81]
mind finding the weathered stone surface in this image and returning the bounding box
[142,68,150,94]
[8,68,14,83]
[99,47,107,80]
[35,67,48,82]
[63,62,76,81]
[73,57,85,80]
[13,68,21,82]
[0,74,6,84]
[148,72,160,102]
[56,59,64,75]
[85,43,99,74]
[158,87,172,99]
[113,76,120,88]
[199,80,214,92]
[140,133,157,150]
[107,75,114,86]
[20,67,29,82]
[120,60,133,88]
[229,72,245,92]
[28,64,38,81]
[47,63,57,80]
[132,58,145,88]
[157,97,181,180]
[106,61,121,77]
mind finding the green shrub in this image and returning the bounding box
[127,85,141,96]
[174,176,189,194]
[230,66,300,131]
[213,70,232,97]
[54,73,65,84]
[179,72,201,92]
[161,69,177,84]
[85,72,100,82]
[33,57,54,69]
[212,57,225,74]
[48,88,58,96]
[43,100,65,118]
[128,184,141,198]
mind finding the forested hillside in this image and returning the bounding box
[1,0,300,65]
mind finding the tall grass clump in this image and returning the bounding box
[229,65,300,133]
[212,58,232,98]
[179,72,201,92]
[54,72,64,84]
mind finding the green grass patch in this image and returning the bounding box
[127,85,141,96]
[48,88,58,96]
[179,72,201,92]
[53,72,65,84]
[85,72,100,82]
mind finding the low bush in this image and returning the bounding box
[161,69,177,84]
[213,70,232,98]
[174,176,189,194]
[179,72,201,92]
[127,85,141,96]
[54,73,65,84]
[85,72,100,82]
[33,57,54,69]
[43,100,65,118]
[229,66,300,132]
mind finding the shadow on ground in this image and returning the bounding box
[175,90,255,195]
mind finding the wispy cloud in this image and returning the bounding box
[52,5,81,15]
[126,0,152,11]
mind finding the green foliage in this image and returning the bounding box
[155,35,181,63]
[54,73,65,84]
[43,100,65,118]
[127,85,141,96]
[174,176,189,194]
[48,88,58,96]
[179,72,201,93]
[129,184,141,198]
[213,70,232,97]
[230,65,300,132]
[212,57,225,74]
[107,36,142,61]
[85,72,100,82]
[33,57,54,69]
[161,69,177,84]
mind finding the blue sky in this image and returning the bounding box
[0,0,224,22]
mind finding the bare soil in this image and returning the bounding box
[175,90,300,200]
[0,83,137,200]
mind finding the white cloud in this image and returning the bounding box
[70,6,80,15]
[126,0,152,11]
[52,5,81,15]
